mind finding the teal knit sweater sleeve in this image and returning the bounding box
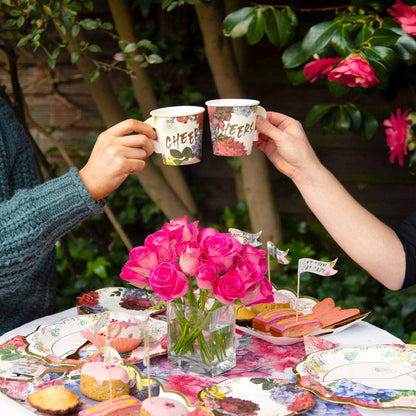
[0,97,105,334]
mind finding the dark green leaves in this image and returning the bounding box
[223,6,297,48]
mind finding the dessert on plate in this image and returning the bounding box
[27,385,79,414]
[78,395,142,416]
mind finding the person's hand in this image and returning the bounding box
[79,119,156,200]
[255,112,321,180]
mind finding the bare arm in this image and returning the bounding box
[79,119,156,201]
[255,112,406,290]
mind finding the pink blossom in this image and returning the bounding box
[303,55,342,83]
[233,259,263,288]
[327,55,379,88]
[242,278,274,306]
[388,0,416,36]
[129,246,159,271]
[120,259,151,288]
[242,244,267,274]
[194,263,218,290]
[145,229,176,262]
[162,215,199,243]
[149,261,189,301]
[212,269,246,304]
[383,108,412,166]
[197,227,219,242]
[201,233,243,273]
[177,241,203,275]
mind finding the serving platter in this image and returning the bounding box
[294,344,416,409]
[198,377,315,416]
[24,313,167,364]
[76,286,165,316]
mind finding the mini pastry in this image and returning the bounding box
[80,362,129,401]
[235,305,256,327]
[78,395,141,416]
[139,397,189,416]
[252,308,297,332]
[27,385,79,415]
[250,302,281,315]
[269,314,322,337]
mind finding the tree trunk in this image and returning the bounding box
[59,28,194,222]
[107,0,197,216]
[195,0,282,243]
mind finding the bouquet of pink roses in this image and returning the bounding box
[120,216,274,368]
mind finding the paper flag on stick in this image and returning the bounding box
[228,228,262,247]
[267,241,290,265]
[298,258,338,276]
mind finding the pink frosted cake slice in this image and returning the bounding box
[252,308,297,332]
[140,397,189,416]
[78,395,141,416]
[269,314,322,338]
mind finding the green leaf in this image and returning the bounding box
[330,22,355,56]
[124,42,138,53]
[326,80,350,97]
[60,9,74,29]
[370,28,401,47]
[183,147,193,158]
[88,44,102,53]
[47,56,56,69]
[344,105,363,131]
[147,54,163,64]
[223,7,255,38]
[170,149,183,158]
[285,69,306,86]
[264,8,291,47]
[246,8,265,45]
[16,15,25,27]
[332,107,351,134]
[354,24,375,47]
[305,103,336,126]
[16,36,29,47]
[90,69,100,83]
[70,50,81,64]
[391,29,416,61]
[360,110,378,140]
[81,18,99,30]
[282,41,308,69]
[71,24,80,38]
[301,21,339,56]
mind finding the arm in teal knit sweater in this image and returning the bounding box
[0,97,156,334]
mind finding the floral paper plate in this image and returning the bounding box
[198,377,315,416]
[24,313,167,364]
[76,287,165,316]
[294,344,416,409]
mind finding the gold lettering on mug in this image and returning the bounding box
[218,122,254,137]
[165,128,200,148]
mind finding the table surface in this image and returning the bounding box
[0,307,414,416]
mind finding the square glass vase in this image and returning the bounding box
[167,301,236,377]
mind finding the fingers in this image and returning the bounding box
[104,119,156,139]
[118,134,155,158]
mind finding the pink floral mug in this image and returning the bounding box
[205,99,267,156]
[145,105,205,166]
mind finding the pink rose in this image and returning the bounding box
[242,245,267,274]
[212,269,246,304]
[145,229,176,262]
[242,278,274,307]
[383,108,412,166]
[195,263,218,290]
[197,227,219,242]
[177,241,203,275]
[303,56,342,83]
[120,259,151,288]
[149,261,189,301]
[233,259,263,288]
[388,0,416,36]
[129,246,159,271]
[327,55,379,88]
[201,233,243,273]
[162,215,199,243]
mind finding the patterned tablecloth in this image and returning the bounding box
[0,308,411,416]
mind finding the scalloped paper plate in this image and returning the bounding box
[294,344,416,409]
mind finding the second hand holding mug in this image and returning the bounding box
[145,105,205,166]
[205,98,267,156]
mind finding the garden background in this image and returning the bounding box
[0,0,415,342]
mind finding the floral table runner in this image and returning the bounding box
[0,330,362,416]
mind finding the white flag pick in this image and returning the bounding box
[228,228,262,247]
[267,241,290,265]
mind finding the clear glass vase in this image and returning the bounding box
[167,301,236,377]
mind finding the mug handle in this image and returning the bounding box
[144,117,162,154]
[254,106,267,142]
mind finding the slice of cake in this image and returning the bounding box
[312,297,360,327]
[78,395,141,416]
[269,314,322,338]
[252,308,297,332]
[236,305,256,327]
[139,397,189,416]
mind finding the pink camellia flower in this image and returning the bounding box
[162,215,199,243]
[303,55,342,83]
[201,233,243,274]
[212,269,246,304]
[242,278,274,307]
[149,261,189,301]
[327,55,379,88]
[120,259,151,288]
[383,108,412,166]
[195,263,218,290]
[233,260,263,288]
[145,229,176,262]
[242,245,267,274]
[129,246,159,271]
[388,0,416,36]
[177,241,203,275]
